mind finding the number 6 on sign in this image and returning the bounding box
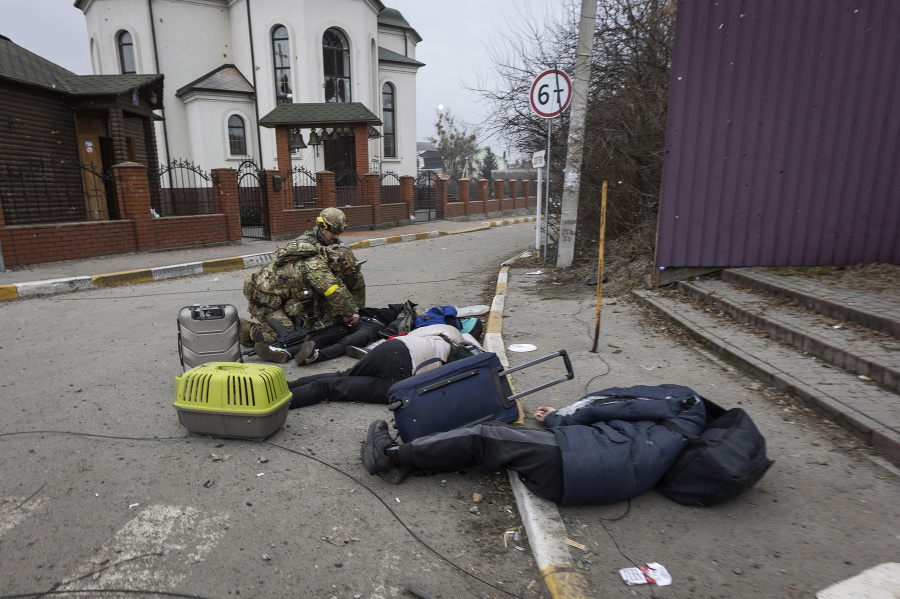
[530,69,572,118]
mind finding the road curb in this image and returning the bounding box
[486,265,591,599]
[0,219,536,302]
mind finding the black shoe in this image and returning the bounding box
[346,345,369,360]
[362,420,409,485]
[254,342,291,364]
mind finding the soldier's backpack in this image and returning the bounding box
[272,237,320,268]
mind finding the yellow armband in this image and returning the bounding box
[324,284,340,297]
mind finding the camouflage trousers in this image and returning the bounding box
[247,309,337,343]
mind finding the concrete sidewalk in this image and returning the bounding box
[0,217,535,301]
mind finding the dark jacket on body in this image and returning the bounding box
[542,384,706,506]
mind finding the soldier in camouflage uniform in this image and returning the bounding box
[240,208,364,361]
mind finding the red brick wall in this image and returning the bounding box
[281,208,320,235]
[466,200,486,216]
[0,155,539,267]
[444,202,466,219]
[373,203,410,224]
[0,221,137,266]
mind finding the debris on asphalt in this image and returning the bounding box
[258,457,269,463]
[404,583,434,599]
[128,503,139,509]
[325,531,358,546]
[210,453,231,461]
[203,480,213,488]
[469,506,479,515]
[565,539,587,551]
[262,554,271,561]
[619,563,672,587]
[472,493,482,503]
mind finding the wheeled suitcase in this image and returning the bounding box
[387,350,573,442]
[177,304,243,371]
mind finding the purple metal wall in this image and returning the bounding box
[656,0,900,268]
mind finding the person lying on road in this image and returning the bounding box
[362,384,707,505]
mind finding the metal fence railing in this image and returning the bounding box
[151,159,214,217]
[0,156,118,225]
[288,166,317,209]
[379,171,401,204]
[335,170,360,207]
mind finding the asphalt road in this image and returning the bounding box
[0,225,540,599]
[2,222,900,599]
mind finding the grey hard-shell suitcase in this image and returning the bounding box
[177,304,243,371]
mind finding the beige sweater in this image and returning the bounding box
[397,324,483,374]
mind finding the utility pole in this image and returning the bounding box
[555,0,597,267]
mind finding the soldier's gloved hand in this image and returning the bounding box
[343,313,360,326]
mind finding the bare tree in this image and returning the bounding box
[428,110,480,180]
[474,0,675,264]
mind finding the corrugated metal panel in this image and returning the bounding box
[657,0,900,268]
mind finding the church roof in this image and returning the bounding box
[175,65,254,97]
[378,47,424,68]
[259,102,382,127]
[378,7,422,42]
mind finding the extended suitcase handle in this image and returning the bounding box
[502,350,574,402]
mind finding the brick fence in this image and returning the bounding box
[0,164,538,268]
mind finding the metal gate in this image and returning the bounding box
[237,160,269,240]
[414,171,442,221]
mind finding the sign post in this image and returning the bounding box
[529,69,571,259]
[531,150,545,252]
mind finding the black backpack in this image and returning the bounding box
[657,398,774,506]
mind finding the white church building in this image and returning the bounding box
[76,0,423,177]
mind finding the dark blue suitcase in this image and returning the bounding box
[387,350,573,442]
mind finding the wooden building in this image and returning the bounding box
[0,34,162,224]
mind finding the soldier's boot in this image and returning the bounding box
[254,342,292,364]
[293,340,319,366]
[239,319,255,348]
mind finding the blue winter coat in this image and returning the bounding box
[542,384,707,506]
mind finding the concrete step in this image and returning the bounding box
[631,288,900,461]
[722,267,900,340]
[678,278,900,392]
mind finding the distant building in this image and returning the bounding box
[76,1,423,176]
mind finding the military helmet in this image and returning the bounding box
[316,207,347,234]
[325,245,357,278]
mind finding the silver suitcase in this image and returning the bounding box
[177,304,242,371]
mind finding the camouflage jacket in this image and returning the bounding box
[244,236,362,329]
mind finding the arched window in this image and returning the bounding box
[117,31,136,74]
[228,115,247,156]
[272,26,292,105]
[323,28,351,102]
[382,83,396,158]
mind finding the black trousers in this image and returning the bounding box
[396,423,565,503]
[311,319,384,362]
[288,339,412,408]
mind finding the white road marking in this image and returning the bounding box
[0,495,48,538]
[56,504,229,592]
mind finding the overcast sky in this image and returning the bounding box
[2,0,562,149]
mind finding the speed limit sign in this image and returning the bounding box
[530,69,572,118]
